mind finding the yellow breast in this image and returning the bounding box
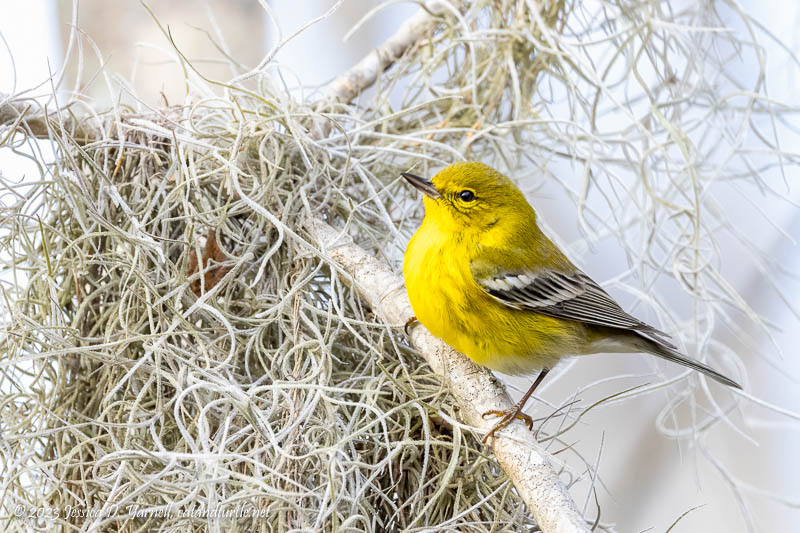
[403,220,584,375]
[403,223,471,351]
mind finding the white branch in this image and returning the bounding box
[311,1,450,140]
[324,1,447,104]
[308,218,590,533]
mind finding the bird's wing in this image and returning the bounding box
[472,266,676,348]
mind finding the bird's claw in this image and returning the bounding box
[404,316,418,336]
[481,406,533,443]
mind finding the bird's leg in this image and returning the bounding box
[404,316,418,335]
[482,368,549,443]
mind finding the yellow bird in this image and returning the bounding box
[401,162,741,441]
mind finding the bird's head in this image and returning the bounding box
[402,162,535,235]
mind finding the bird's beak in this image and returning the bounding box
[401,172,442,199]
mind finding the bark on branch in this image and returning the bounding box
[308,218,590,533]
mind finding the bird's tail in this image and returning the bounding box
[639,334,742,389]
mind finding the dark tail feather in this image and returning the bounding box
[641,336,742,389]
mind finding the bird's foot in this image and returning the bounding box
[481,405,533,443]
[404,316,418,336]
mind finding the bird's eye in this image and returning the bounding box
[458,190,475,202]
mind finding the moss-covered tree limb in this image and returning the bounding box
[323,1,449,104]
[308,218,590,533]
[0,94,95,144]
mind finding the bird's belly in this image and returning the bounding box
[454,308,577,375]
[404,238,581,375]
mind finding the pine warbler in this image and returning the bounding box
[402,162,741,441]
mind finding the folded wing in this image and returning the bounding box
[474,267,676,349]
